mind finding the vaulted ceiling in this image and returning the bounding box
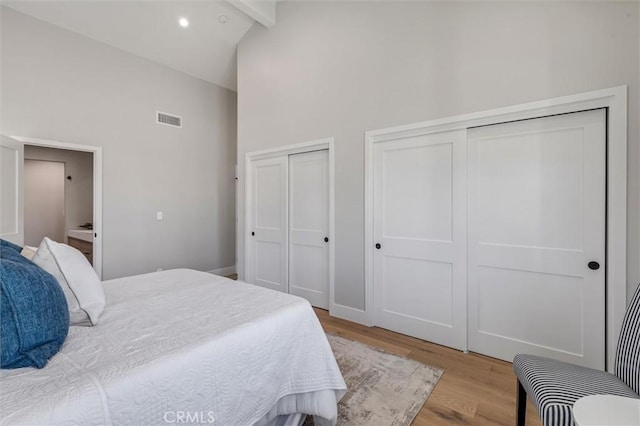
[3,1,277,91]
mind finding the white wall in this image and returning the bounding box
[24,145,93,246]
[2,7,237,279]
[237,1,640,309]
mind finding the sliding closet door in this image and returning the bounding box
[248,156,288,293]
[372,130,467,351]
[288,150,329,309]
[467,109,606,369]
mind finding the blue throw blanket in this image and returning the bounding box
[0,239,69,369]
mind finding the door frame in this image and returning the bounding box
[0,135,24,246]
[245,138,335,308]
[11,136,104,280]
[364,86,627,372]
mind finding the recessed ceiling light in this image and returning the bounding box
[178,17,189,28]
[218,14,228,24]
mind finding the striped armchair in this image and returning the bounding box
[513,284,640,426]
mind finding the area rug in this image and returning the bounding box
[305,333,444,425]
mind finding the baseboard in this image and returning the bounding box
[208,265,236,277]
[330,303,370,326]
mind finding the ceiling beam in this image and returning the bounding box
[226,0,276,28]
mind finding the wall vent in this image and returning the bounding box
[156,111,182,128]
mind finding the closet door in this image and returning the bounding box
[248,156,288,293]
[372,130,467,350]
[467,109,606,369]
[289,150,329,309]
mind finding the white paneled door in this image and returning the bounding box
[468,109,606,369]
[248,156,288,292]
[372,130,468,351]
[248,149,330,309]
[289,150,329,309]
[0,135,24,246]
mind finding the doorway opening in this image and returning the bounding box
[24,145,95,265]
[12,136,103,278]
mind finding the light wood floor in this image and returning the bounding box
[225,275,541,425]
[313,308,543,426]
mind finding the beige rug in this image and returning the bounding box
[306,333,444,425]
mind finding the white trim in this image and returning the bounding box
[11,136,104,280]
[208,265,237,277]
[366,86,626,142]
[364,128,375,327]
[364,86,627,372]
[328,142,336,317]
[245,138,335,312]
[245,138,334,161]
[244,155,251,282]
[0,135,24,246]
[330,303,369,326]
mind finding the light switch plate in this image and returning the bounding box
[156,211,163,220]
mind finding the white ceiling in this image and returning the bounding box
[3,1,262,91]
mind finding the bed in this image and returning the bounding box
[0,269,346,426]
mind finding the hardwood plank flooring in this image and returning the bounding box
[313,308,543,426]
[224,275,541,425]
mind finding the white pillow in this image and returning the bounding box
[20,245,37,260]
[32,237,105,326]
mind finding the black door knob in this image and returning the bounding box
[588,261,600,270]
[375,243,381,249]
[251,231,255,236]
[324,237,329,243]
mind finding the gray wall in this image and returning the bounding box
[237,1,640,309]
[24,145,94,246]
[2,7,237,279]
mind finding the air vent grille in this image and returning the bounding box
[156,111,182,128]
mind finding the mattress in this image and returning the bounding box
[0,269,346,425]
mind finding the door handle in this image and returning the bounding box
[375,243,381,250]
[588,261,600,270]
[324,237,329,243]
[251,231,255,236]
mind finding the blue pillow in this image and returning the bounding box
[1,240,70,369]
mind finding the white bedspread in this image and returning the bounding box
[0,269,346,425]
